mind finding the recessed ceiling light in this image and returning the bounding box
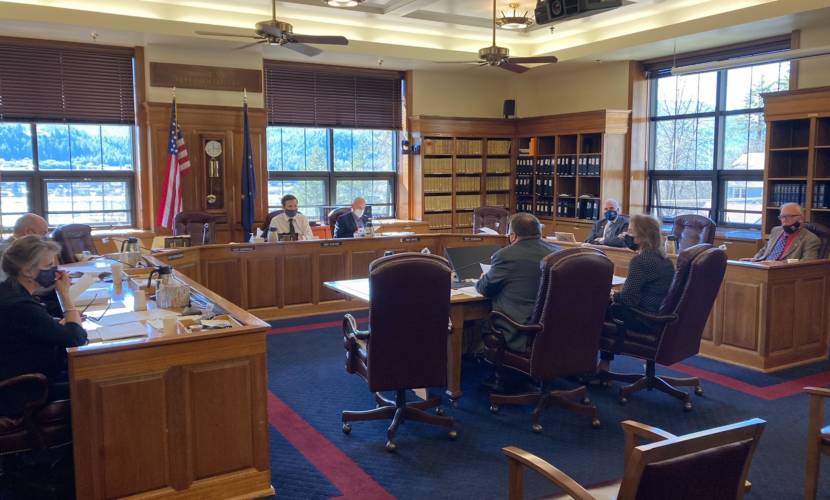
[325,0,365,7]
[497,3,534,30]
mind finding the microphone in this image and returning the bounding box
[202,223,210,245]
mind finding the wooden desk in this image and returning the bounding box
[556,240,830,372]
[67,265,273,499]
[324,278,489,403]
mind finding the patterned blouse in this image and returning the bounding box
[615,249,675,313]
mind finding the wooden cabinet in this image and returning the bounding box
[762,87,830,233]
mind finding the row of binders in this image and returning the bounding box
[813,183,830,208]
[536,176,554,197]
[535,200,555,216]
[516,198,533,213]
[515,176,533,195]
[769,183,807,207]
[557,199,601,220]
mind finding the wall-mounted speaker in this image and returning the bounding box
[503,99,516,119]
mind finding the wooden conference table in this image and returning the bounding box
[324,275,625,402]
[63,258,273,499]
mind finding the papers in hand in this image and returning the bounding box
[480,263,492,274]
[477,227,499,235]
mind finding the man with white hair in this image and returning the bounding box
[743,203,820,262]
[0,213,50,282]
[584,199,628,247]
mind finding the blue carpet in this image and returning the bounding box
[266,313,830,500]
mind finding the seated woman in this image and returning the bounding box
[599,214,675,372]
[0,236,88,395]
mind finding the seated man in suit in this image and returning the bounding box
[334,197,369,239]
[742,203,820,262]
[476,213,560,352]
[268,194,314,241]
[584,198,627,247]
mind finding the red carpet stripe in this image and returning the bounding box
[673,363,830,400]
[268,317,369,336]
[266,391,394,500]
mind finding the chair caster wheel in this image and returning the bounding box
[684,401,693,412]
[489,404,499,414]
[591,418,601,429]
[531,424,543,433]
[342,423,351,434]
[619,396,628,405]
[385,441,397,452]
[435,407,445,416]
[581,397,591,405]
[448,430,458,440]
[695,386,704,396]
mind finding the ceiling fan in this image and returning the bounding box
[438,0,558,73]
[194,0,348,57]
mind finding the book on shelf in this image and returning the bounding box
[487,140,512,156]
[424,138,453,155]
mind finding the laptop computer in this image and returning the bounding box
[445,245,501,284]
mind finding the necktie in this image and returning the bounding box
[288,218,296,235]
[602,220,613,241]
[766,233,787,261]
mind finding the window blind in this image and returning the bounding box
[642,35,792,79]
[0,39,136,124]
[264,60,403,129]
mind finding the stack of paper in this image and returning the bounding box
[87,321,147,342]
[96,309,176,327]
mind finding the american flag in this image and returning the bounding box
[156,99,191,229]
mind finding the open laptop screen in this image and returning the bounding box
[445,245,501,282]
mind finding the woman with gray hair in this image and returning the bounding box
[0,235,87,384]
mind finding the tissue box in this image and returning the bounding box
[156,283,190,309]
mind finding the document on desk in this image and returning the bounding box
[456,286,483,298]
[59,259,119,274]
[87,321,148,342]
[480,263,492,274]
[96,309,176,326]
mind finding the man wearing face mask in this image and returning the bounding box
[742,203,819,262]
[269,194,314,241]
[476,213,560,352]
[334,197,369,239]
[0,213,50,282]
[584,199,628,247]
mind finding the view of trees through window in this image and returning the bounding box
[649,61,789,226]
[0,123,135,230]
[267,126,396,221]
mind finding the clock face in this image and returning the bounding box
[205,140,222,158]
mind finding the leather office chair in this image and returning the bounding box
[483,247,614,432]
[261,209,284,235]
[173,211,217,246]
[52,224,95,264]
[327,207,351,228]
[804,386,830,499]
[803,222,830,259]
[599,244,727,411]
[473,206,510,235]
[671,214,716,251]
[341,253,456,451]
[503,417,766,500]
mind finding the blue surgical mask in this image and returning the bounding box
[35,266,58,288]
[605,210,618,222]
[284,209,298,218]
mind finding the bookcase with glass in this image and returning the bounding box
[762,87,830,234]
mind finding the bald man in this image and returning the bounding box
[334,197,369,239]
[584,199,628,247]
[0,213,50,282]
[744,203,820,262]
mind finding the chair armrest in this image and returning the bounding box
[0,373,49,416]
[502,446,595,500]
[805,387,830,398]
[490,311,543,334]
[343,314,370,341]
[621,420,676,457]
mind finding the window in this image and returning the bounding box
[0,123,135,231]
[648,60,789,227]
[0,40,136,232]
[267,126,397,222]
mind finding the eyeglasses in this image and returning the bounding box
[778,214,800,221]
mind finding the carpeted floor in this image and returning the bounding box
[265,311,830,500]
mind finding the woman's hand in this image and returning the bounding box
[54,270,72,297]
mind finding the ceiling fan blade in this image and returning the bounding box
[499,62,529,73]
[195,31,260,39]
[284,43,323,57]
[508,56,559,64]
[234,40,268,50]
[435,60,483,64]
[291,34,349,46]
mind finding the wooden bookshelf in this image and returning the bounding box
[762,87,830,234]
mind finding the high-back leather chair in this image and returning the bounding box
[503,418,766,500]
[804,222,830,259]
[327,207,351,228]
[173,211,217,246]
[341,253,456,451]
[600,244,727,410]
[474,206,510,235]
[482,247,614,432]
[52,224,95,264]
[261,209,284,235]
[1,373,72,460]
[805,386,830,499]
[671,214,716,251]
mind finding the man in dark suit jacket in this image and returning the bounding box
[585,198,628,247]
[476,213,560,351]
[334,197,369,239]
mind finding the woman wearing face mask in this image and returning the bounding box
[0,235,87,386]
[599,214,674,372]
[268,194,314,241]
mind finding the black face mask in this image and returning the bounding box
[35,266,58,288]
[783,221,800,234]
[623,234,639,251]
